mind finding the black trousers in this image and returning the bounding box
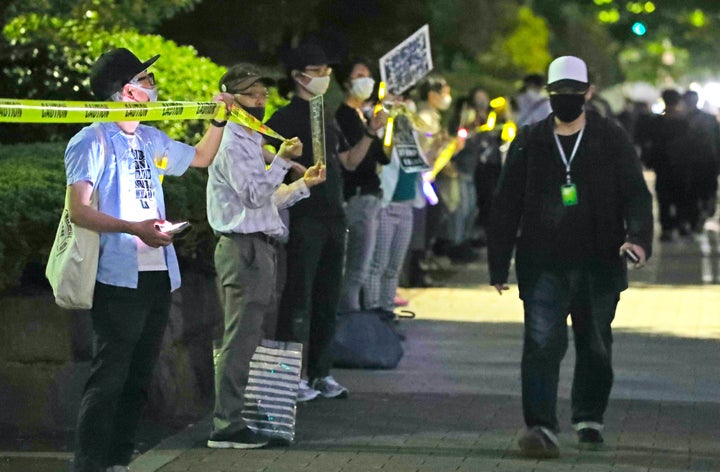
[521,269,619,433]
[277,216,345,380]
[73,272,171,472]
[655,171,680,231]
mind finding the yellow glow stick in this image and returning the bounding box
[501,121,517,142]
[478,111,497,132]
[383,116,395,147]
[428,138,459,180]
[490,96,506,110]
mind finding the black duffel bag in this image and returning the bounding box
[330,309,413,369]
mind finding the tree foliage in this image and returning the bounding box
[0,11,226,143]
[1,0,201,33]
[476,5,551,78]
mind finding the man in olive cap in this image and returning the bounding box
[207,63,326,449]
[488,55,653,458]
[69,48,230,472]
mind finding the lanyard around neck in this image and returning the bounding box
[553,127,585,183]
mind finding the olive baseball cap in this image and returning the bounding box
[219,63,274,94]
[90,48,160,99]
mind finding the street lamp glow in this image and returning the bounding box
[701,82,720,109]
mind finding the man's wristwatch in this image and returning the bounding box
[210,119,227,128]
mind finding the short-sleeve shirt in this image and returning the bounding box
[335,103,390,200]
[265,96,349,219]
[64,122,195,291]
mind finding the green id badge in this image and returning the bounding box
[561,183,578,206]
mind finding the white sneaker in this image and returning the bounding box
[106,466,130,472]
[311,376,349,399]
[297,378,320,402]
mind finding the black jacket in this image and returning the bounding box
[488,111,653,297]
[265,96,349,219]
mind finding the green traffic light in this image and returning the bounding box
[632,21,647,35]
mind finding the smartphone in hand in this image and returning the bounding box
[623,248,640,263]
[155,221,191,235]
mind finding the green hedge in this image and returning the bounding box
[1,13,227,144]
[0,141,214,294]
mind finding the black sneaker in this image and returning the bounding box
[577,427,604,450]
[518,426,560,459]
[207,427,269,449]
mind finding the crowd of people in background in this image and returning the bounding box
[635,89,720,241]
[63,41,720,470]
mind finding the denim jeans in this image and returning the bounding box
[74,272,171,472]
[521,269,619,432]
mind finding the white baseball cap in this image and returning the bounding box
[547,56,588,92]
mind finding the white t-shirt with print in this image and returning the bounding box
[120,133,167,271]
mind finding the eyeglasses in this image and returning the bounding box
[304,66,332,77]
[131,72,156,87]
[234,91,270,100]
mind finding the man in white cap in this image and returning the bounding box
[487,56,653,458]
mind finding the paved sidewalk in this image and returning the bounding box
[130,273,720,472]
[128,172,719,472]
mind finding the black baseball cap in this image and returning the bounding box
[90,48,160,99]
[283,44,330,71]
[219,63,275,94]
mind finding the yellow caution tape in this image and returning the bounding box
[0,98,223,123]
[0,98,287,141]
[229,105,286,141]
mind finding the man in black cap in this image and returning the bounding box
[488,56,653,458]
[206,63,327,449]
[266,43,386,402]
[68,48,230,472]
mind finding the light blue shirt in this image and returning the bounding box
[64,122,195,291]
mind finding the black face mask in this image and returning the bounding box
[550,94,585,122]
[243,106,266,122]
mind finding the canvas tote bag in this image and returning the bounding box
[46,126,106,309]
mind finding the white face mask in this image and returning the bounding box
[350,77,375,100]
[131,84,158,102]
[300,73,331,96]
[438,94,452,111]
